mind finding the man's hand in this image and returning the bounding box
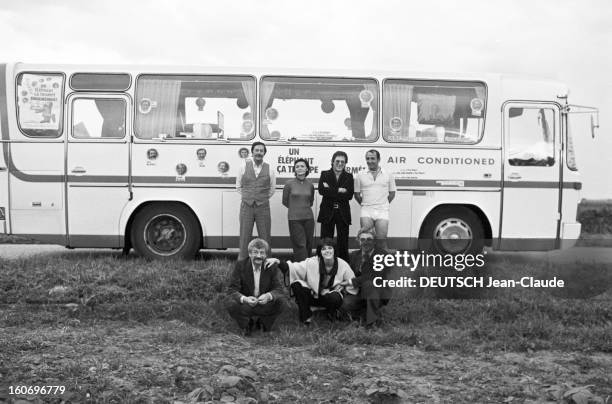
[322,182,329,188]
[339,279,353,287]
[264,258,280,268]
[320,288,330,296]
[338,187,347,193]
[244,296,258,307]
[257,293,273,305]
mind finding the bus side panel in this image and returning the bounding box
[0,141,8,234]
[0,63,8,234]
[381,191,413,249]
[9,143,65,237]
[560,170,581,248]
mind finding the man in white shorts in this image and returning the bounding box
[354,149,396,251]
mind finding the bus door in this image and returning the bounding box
[66,93,131,247]
[500,102,561,250]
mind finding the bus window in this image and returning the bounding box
[508,107,555,166]
[383,80,486,144]
[260,76,378,142]
[72,98,126,139]
[134,75,256,140]
[16,72,65,138]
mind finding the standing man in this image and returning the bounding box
[236,141,276,260]
[317,151,354,261]
[226,239,286,335]
[354,149,396,251]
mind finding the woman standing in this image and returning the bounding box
[282,158,315,261]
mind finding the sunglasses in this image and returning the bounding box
[359,237,375,242]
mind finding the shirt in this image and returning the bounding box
[236,159,276,199]
[282,178,315,220]
[252,262,261,297]
[355,168,397,209]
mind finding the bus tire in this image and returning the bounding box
[130,204,201,260]
[419,207,484,255]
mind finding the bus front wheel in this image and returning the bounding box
[131,204,201,260]
[419,207,484,255]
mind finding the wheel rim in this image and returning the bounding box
[143,214,187,256]
[433,217,473,254]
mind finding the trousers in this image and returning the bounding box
[320,210,349,261]
[239,200,271,260]
[288,219,315,261]
[226,299,284,330]
[290,282,343,322]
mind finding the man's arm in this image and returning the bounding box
[268,168,276,199]
[353,174,362,204]
[267,265,286,301]
[318,171,335,197]
[388,172,397,203]
[236,163,245,197]
[339,173,354,201]
[227,262,245,303]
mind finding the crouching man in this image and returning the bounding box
[226,238,286,336]
[341,227,394,327]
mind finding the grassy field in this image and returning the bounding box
[0,252,610,403]
[578,199,612,237]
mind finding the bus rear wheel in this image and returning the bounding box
[131,204,201,260]
[419,207,484,255]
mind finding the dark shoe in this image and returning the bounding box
[243,319,254,336]
[302,317,313,326]
[326,310,339,322]
[255,318,263,331]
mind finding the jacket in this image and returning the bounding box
[288,256,358,298]
[227,258,286,304]
[317,169,354,225]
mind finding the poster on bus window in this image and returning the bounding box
[17,74,63,130]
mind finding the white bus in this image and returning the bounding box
[0,63,599,259]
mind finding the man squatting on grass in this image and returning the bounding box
[226,238,286,336]
[341,227,394,327]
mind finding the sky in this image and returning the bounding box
[1,0,610,198]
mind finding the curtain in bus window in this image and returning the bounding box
[363,83,378,139]
[239,80,256,138]
[260,81,275,139]
[474,86,485,105]
[136,79,180,139]
[384,83,412,140]
[95,99,125,138]
[416,93,456,125]
[241,81,255,111]
[538,108,552,143]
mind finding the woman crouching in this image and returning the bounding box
[276,238,358,324]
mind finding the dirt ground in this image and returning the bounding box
[1,320,611,403]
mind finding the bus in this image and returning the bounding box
[0,63,599,259]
